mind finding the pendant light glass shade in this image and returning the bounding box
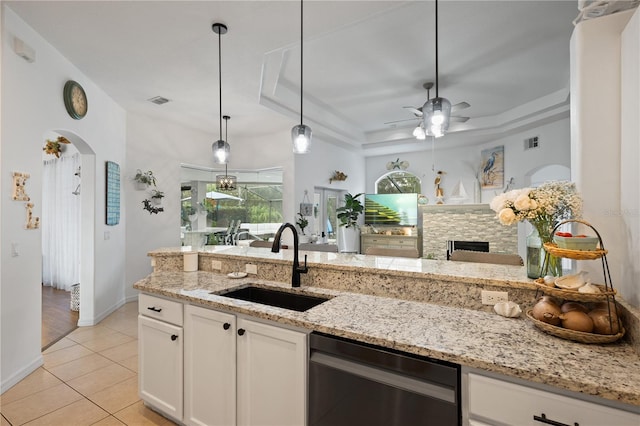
[422,97,451,138]
[212,139,230,164]
[292,124,312,154]
[292,0,311,154]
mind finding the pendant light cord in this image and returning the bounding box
[218,28,223,141]
[224,115,229,175]
[300,0,304,126]
[435,0,439,98]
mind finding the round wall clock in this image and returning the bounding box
[63,80,88,119]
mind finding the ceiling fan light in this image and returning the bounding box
[413,124,426,140]
[212,139,230,164]
[292,124,311,154]
[423,97,451,138]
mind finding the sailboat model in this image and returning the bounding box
[449,180,468,203]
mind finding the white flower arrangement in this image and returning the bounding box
[489,181,583,237]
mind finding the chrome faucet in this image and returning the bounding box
[271,222,308,287]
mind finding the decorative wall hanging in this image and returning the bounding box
[12,172,31,201]
[386,158,409,170]
[25,202,40,229]
[43,136,71,158]
[133,169,156,190]
[106,161,121,225]
[329,170,347,183]
[142,199,164,214]
[434,170,446,204]
[480,145,504,189]
[299,190,312,216]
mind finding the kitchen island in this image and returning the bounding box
[136,246,640,424]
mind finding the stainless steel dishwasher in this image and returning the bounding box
[309,333,460,426]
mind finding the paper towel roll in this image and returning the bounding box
[183,252,198,272]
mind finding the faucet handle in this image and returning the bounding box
[299,254,308,273]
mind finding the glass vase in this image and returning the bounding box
[529,221,563,278]
[526,227,543,279]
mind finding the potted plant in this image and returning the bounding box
[134,169,156,190]
[336,192,363,252]
[150,189,164,205]
[296,212,310,242]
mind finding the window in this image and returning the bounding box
[180,165,283,241]
[375,171,421,194]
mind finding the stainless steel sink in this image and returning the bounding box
[217,286,329,312]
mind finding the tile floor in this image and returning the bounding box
[1,302,176,426]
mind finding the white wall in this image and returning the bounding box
[124,112,292,298]
[366,118,570,204]
[1,7,127,392]
[294,138,366,234]
[571,9,638,308]
[621,6,640,308]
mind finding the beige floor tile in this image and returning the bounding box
[1,382,83,425]
[117,325,138,338]
[22,398,109,426]
[42,337,77,354]
[90,415,125,425]
[67,325,117,344]
[117,355,138,373]
[47,353,115,382]
[43,344,93,369]
[1,414,10,426]
[80,332,134,353]
[0,368,62,405]
[87,376,139,414]
[114,401,177,426]
[67,363,135,397]
[98,340,137,362]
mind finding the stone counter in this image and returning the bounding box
[134,270,640,409]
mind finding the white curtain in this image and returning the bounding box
[42,154,81,291]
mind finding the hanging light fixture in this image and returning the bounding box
[217,115,237,191]
[211,23,230,164]
[423,0,451,139]
[291,0,311,154]
[413,123,426,140]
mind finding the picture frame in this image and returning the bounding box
[106,161,120,225]
[480,146,504,189]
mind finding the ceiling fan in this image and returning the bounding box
[385,82,470,126]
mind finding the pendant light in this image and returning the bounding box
[422,0,451,139]
[212,23,230,164]
[216,115,237,191]
[291,0,311,154]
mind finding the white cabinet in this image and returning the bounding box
[184,304,308,426]
[184,305,236,426]
[236,317,307,426]
[138,312,183,422]
[466,372,640,426]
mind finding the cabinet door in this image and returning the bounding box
[184,305,236,426]
[236,318,308,426]
[138,315,183,421]
[468,373,640,426]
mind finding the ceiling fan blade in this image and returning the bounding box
[451,102,470,113]
[384,118,420,125]
[402,106,423,116]
[450,115,469,123]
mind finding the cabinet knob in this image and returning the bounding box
[171,334,178,341]
[237,328,245,336]
[147,306,162,312]
[223,322,231,330]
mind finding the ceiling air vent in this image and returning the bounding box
[524,136,539,150]
[148,96,170,105]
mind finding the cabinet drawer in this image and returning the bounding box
[468,373,639,426]
[139,293,183,326]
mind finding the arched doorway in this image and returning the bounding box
[43,130,96,327]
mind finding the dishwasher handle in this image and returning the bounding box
[310,351,456,404]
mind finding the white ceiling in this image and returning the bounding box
[7,0,580,156]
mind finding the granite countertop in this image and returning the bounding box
[134,270,640,408]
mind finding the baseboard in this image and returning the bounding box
[1,354,43,395]
[78,296,136,327]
